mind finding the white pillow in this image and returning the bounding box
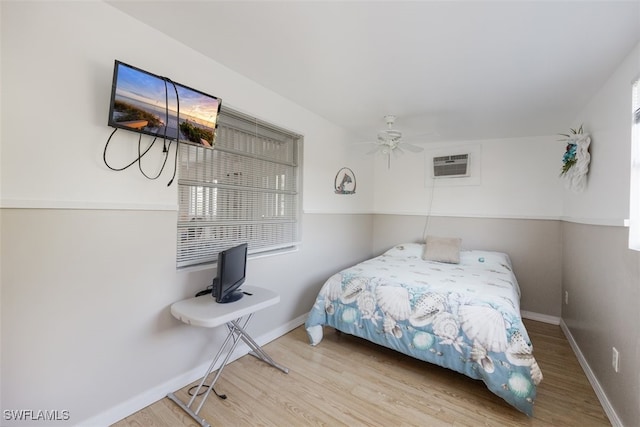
[422,236,462,264]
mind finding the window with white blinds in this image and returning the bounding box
[176,108,302,268]
[629,78,640,251]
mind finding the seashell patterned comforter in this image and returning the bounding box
[305,243,542,416]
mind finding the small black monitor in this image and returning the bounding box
[213,243,248,303]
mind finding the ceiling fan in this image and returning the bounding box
[364,115,425,168]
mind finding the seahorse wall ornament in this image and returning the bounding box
[559,125,591,193]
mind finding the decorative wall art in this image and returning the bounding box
[334,167,356,194]
[559,125,591,193]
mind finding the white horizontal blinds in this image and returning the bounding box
[177,108,300,267]
[630,79,640,250]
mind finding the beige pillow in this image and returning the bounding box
[422,236,462,264]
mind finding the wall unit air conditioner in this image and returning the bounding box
[433,154,469,178]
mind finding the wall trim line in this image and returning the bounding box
[560,216,626,227]
[0,199,178,211]
[1,201,628,228]
[374,211,562,221]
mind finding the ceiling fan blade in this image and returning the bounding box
[399,142,424,153]
[400,130,440,144]
[351,140,380,155]
[366,145,382,155]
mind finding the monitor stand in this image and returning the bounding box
[217,290,244,304]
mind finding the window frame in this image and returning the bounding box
[629,77,640,251]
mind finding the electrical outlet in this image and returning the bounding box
[612,347,619,373]
[564,291,569,305]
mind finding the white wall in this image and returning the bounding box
[372,136,563,219]
[0,1,373,425]
[562,42,639,225]
[561,41,640,427]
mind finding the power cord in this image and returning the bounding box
[136,78,172,181]
[136,139,171,181]
[195,285,213,297]
[164,77,180,187]
[103,128,157,171]
[187,384,227,400]
[422,176,437,241]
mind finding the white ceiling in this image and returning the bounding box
[110,1,640,142]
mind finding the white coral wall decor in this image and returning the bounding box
[560,133,591,192]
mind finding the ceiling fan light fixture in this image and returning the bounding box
[378,129,402,141]
[384,115,397,127]
[360,114,430,168]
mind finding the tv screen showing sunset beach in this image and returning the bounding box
[108,61,221,147]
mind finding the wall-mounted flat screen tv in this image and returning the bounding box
[108,60,221,147]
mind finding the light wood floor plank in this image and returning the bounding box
[113,319,610,426]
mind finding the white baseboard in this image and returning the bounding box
[520,310,561,325]
[77,313,308,427]
[559,320,622,427]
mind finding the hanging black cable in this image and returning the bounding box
[162,78,170,153]
[164,77,180,187]
[136,78,172,180]
[103,128,157,172]
[136,139,171,180]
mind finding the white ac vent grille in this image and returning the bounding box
[433,154,469,178]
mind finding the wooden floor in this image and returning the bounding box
[113,320,610,426]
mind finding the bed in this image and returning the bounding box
[305,242,542,416]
